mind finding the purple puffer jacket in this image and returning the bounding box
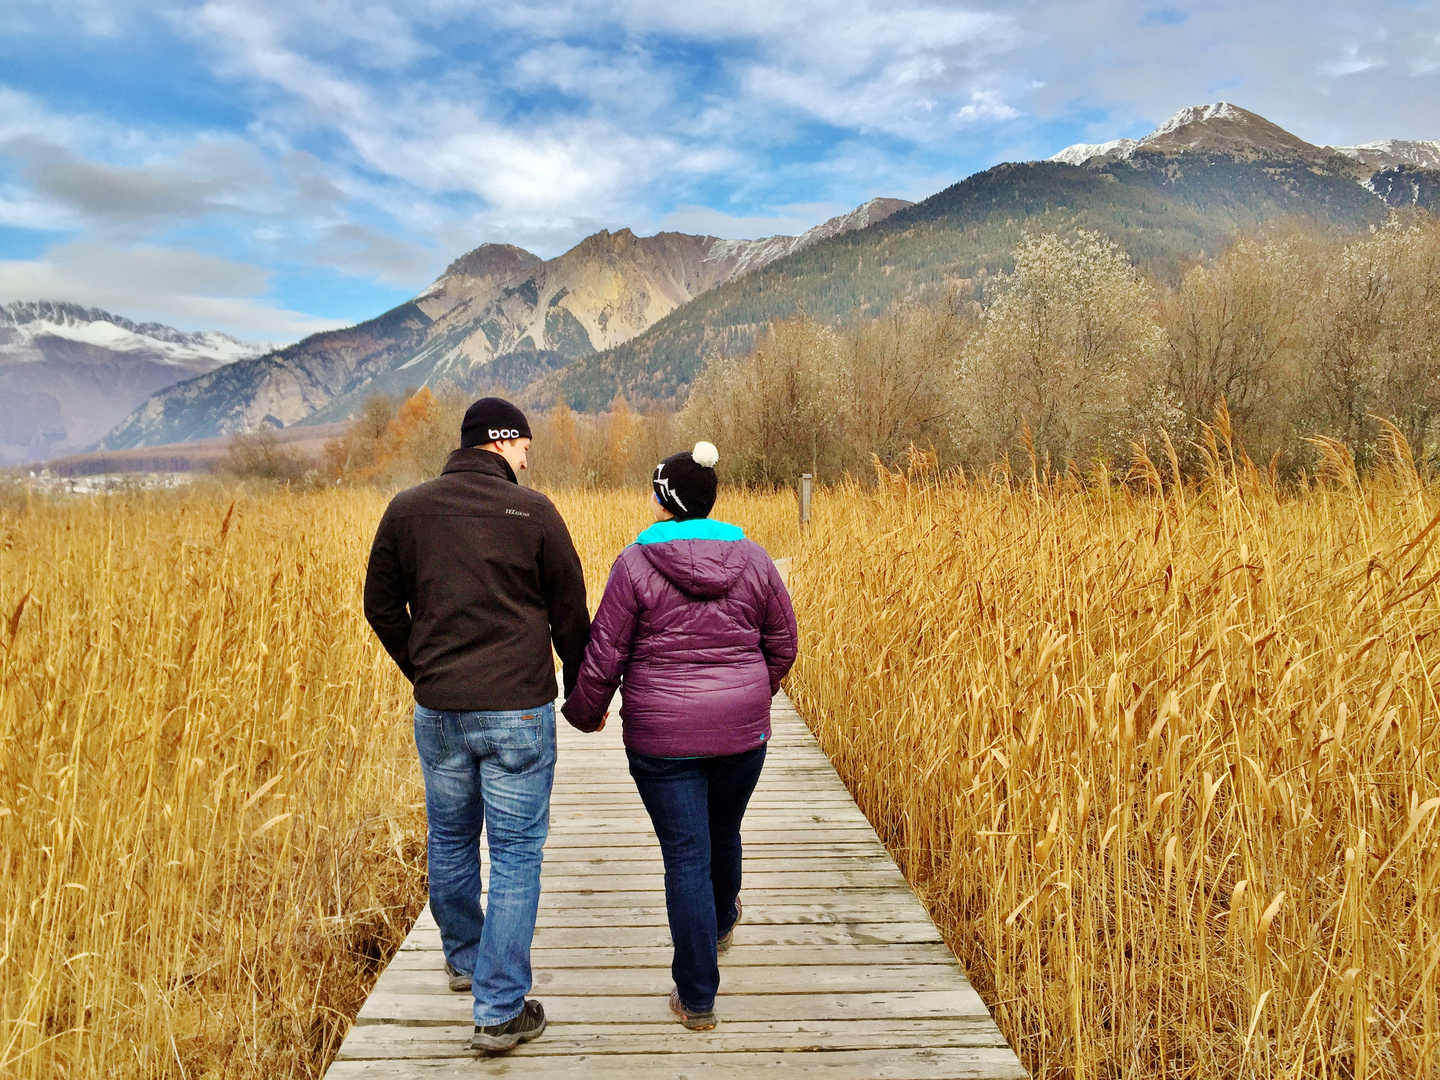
[561,518,798,757]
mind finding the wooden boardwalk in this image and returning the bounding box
[326,694,1026,1078]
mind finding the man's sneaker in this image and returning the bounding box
[444,961,471,993]
[470,999,547,1052]
[669,988,718,1031]
[717,896,743,954]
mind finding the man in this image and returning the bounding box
[364,396,589,1052]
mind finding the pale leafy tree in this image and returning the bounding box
[956,230,1169,468]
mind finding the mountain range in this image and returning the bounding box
[540,102,1433,410]
[98,199,911,449]
[27,101,1440,457]
[0,301,262,465]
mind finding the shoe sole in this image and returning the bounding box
[470,1017,547,1052]
[716,898,742,954]
[445,963,472,993]
[669,996,718,1031]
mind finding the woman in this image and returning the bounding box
[562,441,798,1030]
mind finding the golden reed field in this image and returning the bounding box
[2,451,1437,1078]
[0,486,796,1079]
[791,438,1440,1080]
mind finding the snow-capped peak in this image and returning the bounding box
[0,300,265,366]
[1327,139,1440,171]
[1050,102,1333,166]
[1051,138,1138,165]
[1147,102,1247,140]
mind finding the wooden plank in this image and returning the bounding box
[550,806,864,817]
[326,1047,1028,1078]
[548,795,860,808]
[397,923,946,950]
[539,833,879,848]
[533,869,911,891]
[355,988,991,1026]
[412,902,936,929]
[372,963,969,997]
[536,855,903,874]
[523,893,901,910]
[535,852,881,869]
[525,888,924,908]
[336,1018,1010,1058]
[387,943,960,968]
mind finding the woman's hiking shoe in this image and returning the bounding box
[444,961,471,992]
[669,988,718,1030]
[470,1000,547,1051]
[716,896,743,954]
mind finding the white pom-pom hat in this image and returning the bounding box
[653,442,721,518]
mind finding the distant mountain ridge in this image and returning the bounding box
[537,102,1430,410]
[0,302,262,465]
[2,300,260,365]
[1051,102,1440,189]
[101,198,912,448]
[1050,103,1343,166]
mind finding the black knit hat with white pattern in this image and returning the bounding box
[653,442,720,520]
[460,397,532,448]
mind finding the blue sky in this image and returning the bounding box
[1,0,1437,343]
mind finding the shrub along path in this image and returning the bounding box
[323,693,1026,1078]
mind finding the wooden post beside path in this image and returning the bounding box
[324,693,1027,1078]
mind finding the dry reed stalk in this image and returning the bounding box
[788,448,1440,1080]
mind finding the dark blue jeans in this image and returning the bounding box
[627,745,766,1013]
[414,702,555,1026]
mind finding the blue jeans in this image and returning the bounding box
[627,745,766,1013]
[413,702,555,1026]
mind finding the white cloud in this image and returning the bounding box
[1320,46,1385,77]
[955,90,1021,125]
[661,203,845,239]
[0,243,342,339]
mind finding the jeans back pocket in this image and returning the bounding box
[413,705,450,769]
[483,708,553,775]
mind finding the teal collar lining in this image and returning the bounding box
[634,518,745,545]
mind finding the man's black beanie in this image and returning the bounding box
[461,397,532,447]
[653,442,719,520]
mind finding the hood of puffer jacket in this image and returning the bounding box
[634,518,748,600]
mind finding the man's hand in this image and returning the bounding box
[595,711,609,732]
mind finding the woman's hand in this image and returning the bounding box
[595,711,609,732]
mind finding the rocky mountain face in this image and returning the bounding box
[101,198,912,448]
[0,301,261,465]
